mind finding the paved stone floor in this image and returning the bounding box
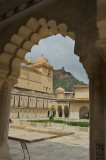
[9,131,89,160]
[9,128,56,141]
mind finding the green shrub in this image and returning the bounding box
[67,121,89,127]
[49,115,54,120]
[27,120,89,127]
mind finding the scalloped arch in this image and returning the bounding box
[1,17,75,81]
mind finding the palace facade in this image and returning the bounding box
[10,55,89,120]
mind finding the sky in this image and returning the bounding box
[25,34,89,83]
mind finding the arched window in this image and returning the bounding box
[79,106,89,119]
[64,106,69,118]
[58,106,62,117]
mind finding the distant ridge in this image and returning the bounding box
[53,67,84,92]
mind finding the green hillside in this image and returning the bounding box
[53,69,84,92]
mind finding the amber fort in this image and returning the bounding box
[0,0,106,159]
[10,55,89,120]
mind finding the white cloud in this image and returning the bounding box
[25,34,89,83]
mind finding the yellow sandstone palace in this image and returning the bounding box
[10,55,89,120]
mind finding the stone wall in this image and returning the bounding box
[10,86,89,120]
[10,108,49,119]
[75,86,89,99]
[15,65,53,94]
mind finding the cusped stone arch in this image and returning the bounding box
[64,105,69,118]
[79,106,89,119]
[0,17,75,83]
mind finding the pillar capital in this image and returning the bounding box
[2,81,15,90]
[80,57,93,77]
[80,54,103,79]
[0,75,17,90]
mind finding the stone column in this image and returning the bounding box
[81,52,105,160]
[0,81,13,160]
[50,110,52,116]
[103,66,106,159]
[62,109,65,118]
[89,72,104,160]
[89,76,95,160]
[68,107,71,119]
[96,8,106,157]
[55,109,58,118]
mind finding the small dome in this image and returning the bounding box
[27,58,33,65]
[55,86,65,94]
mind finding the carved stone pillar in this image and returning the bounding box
[97,1,106,159]
[68,108,71,119]
[89,74,105,160]
[50,110,52,116]
[103,66,106,159]
[0,81,14,160]
[55,109,58,118]
[89,75,95,160]
[81,52,105,160]
[62,109,65,118]
[96,39,106,160]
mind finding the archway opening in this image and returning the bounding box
[51,106,56,117]
[10,31,88,120]
[58,106,62,117]
[64,106,69,118]
[2,17,89,160]
[79,106,89,119]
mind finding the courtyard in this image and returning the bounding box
[9,131,89,160]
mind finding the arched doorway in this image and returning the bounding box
[51,106,56,117]
[64,106,69,118]
[79,106,89,119]
[58,106,62,117]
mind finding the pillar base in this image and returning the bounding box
[0,144,12,160]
